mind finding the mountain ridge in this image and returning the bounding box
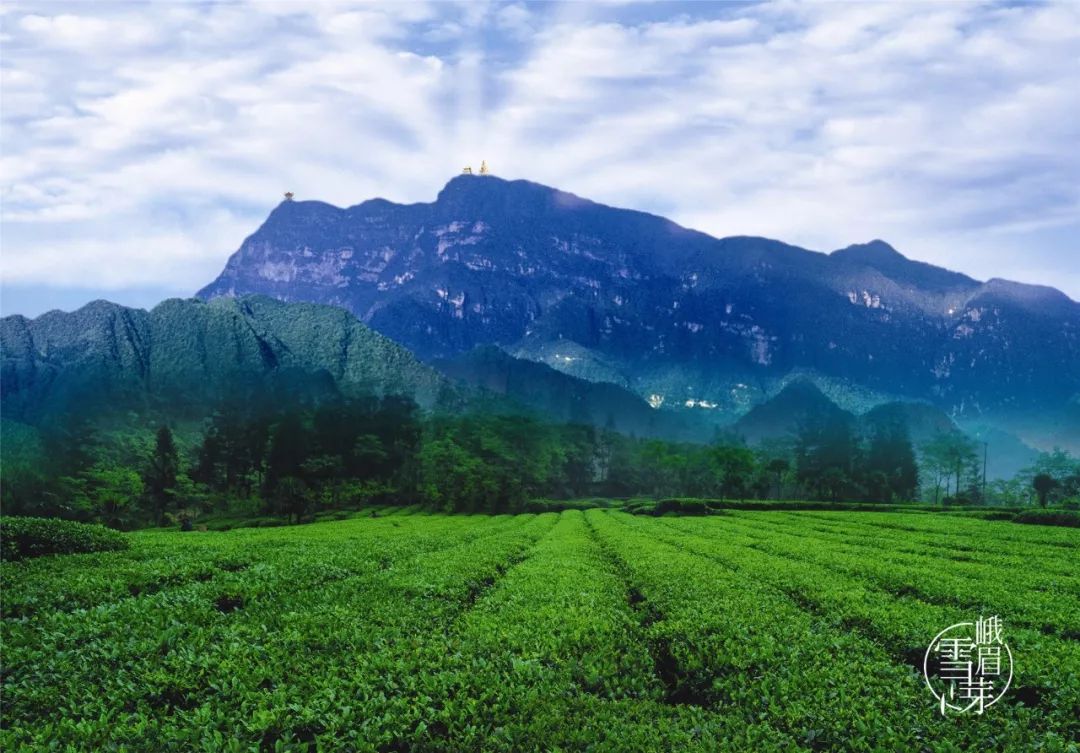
[196,175,1079,449]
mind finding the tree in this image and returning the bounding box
[266,412,307,487]
[795,415,860,501]
[560,425,597,497]
[273,476,311,524]
[145,426,179,525]
[640,440,683,497]
[864,418,918,502]
[709,445,756,501]
[987,477,1028,507]
[765,457,791,500]
[419,436,485,512]
[1030,448,1080,480]
[1032,473,1057,509]
[920,432,978,505]
[83,464,143,529]
[1020,449,1079,508]
[352,434,388,476]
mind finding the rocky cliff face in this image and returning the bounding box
[197,175,1080,445]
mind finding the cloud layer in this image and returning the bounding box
[3,0,1079,314]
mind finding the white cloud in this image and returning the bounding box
[2,0,1078,308]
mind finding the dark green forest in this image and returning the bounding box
[0,393,998,528]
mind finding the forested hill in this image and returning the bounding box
[0,295,453,424]
[434,345,715,442]
[1,296,720,443]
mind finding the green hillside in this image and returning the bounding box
[1,295,453,425]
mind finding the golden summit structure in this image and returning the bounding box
[462,161,491,176]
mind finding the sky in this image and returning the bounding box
[2,0,1079,317]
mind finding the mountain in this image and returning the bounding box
[732,380,968,449]
[0,295,713,446]
[732,381,1039,480]
[733,380,855,445]
[434,346,713,442]
[197,175,1080,449]
[1,296,453,425]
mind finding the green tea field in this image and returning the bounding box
[3,509,1078,752]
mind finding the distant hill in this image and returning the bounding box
[733,380,854,445]
[1,296,453,426]
[731,379,1038,480]
[860,402,962,447]
[434,346,713,442]
[196,175,1079,454]
[1,296,722,448]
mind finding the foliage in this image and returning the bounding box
[75,464,146,527]
[792,411,918,504]
[623,499,659,515]
[653,498,714,516]
[1013,509,1080,528]
[1,516,129,561]
[919,431,980,504]
[14,388,1073,531]
[523,498,620,513]
[144,426,180,524]
[1032,473,1058,509]
[2,510,1077,751]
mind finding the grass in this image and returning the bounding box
[2,509,1078,751]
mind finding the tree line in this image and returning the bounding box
[2,393,1076,526]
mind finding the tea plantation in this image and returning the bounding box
[2,509,1078,752]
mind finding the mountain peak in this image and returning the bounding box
[830,239,976,292]
[830,239,905,264]
[434,174,594,216]
[734,378,854,444]
[437,172,498,194]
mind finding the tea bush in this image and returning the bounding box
[1,516,129,561]
[1013,509,1080,527]
[3,508,1077,751]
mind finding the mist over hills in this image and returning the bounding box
[196,174,1078,452]
[435,345,715,442]
[0,296,714,445]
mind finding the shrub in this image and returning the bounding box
[1012,509,1080,528]
[1,516,130,561]
[977,511,1019,521]
[654,498,713,516]
[624,499,657,515]
[523,498,616,513]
